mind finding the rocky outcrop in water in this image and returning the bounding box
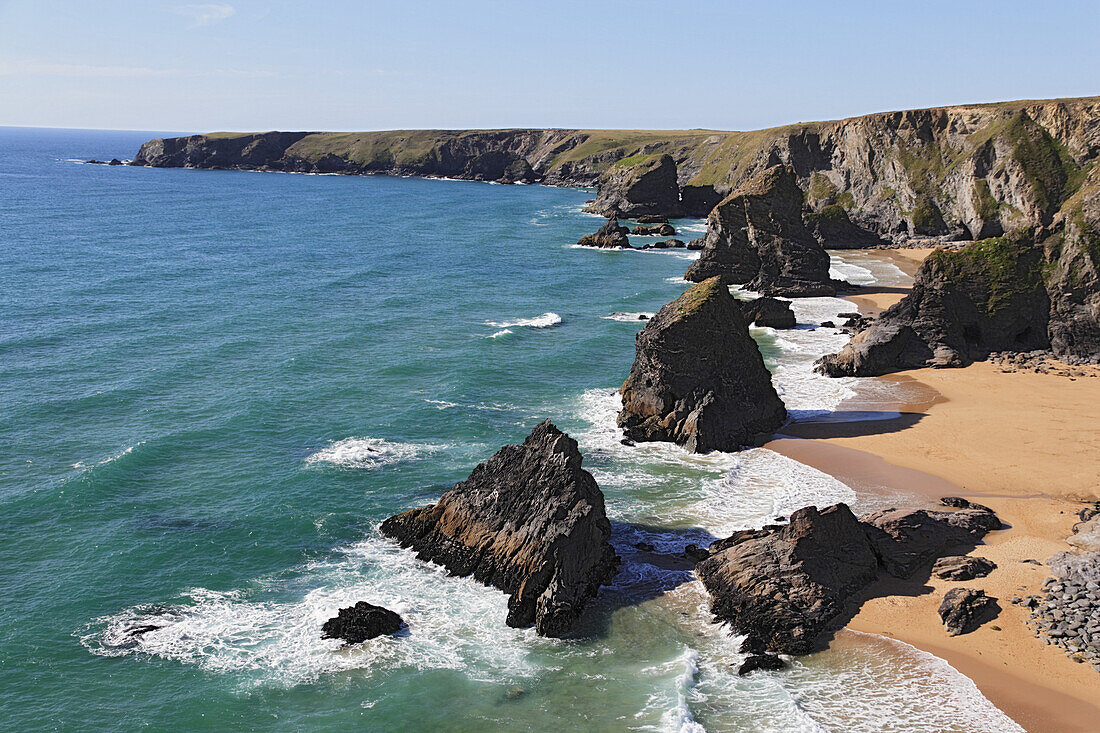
[617,277,787,452]
[380,421,619,637]
[684,166,834,297]
[741,297,796,329]
[816,236,1051,376]
[584,154,682,218]
[938,588,998,635]
[696,502,1001,655]
[577,218,632,249]
[321,602,405,643]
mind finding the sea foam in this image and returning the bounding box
[304,437,422,469]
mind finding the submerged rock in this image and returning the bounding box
[617,277,787,452]
[816,237,1050,376]
[321,602,404,643]
[577,218,632,249]
[697,503,1002,655]
[938,588,998,635]
[737,654,787,676]
[742,297,796,329]
[380,421,619,637]
[932,555,997,581]
[685,165,834,297]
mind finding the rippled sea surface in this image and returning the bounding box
[0,127,1020,731]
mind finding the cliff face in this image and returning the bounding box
[132,97,1100,242]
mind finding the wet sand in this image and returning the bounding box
[766,248,1100,731]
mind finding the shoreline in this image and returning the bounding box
[766,250,1100,731]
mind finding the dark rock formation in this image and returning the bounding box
[816,237,1050,376]
[685,237,705,251]
[642,239,685,250]
[861,506,1002,578]
[577,218,632,249]
[636,214,669,224]
[617,277,787,452]
[321,602,404,643]
[742,297,796,329]
[680,184,723,217]
[697,504,881,655]
[380,421,619,637]
[697,502,1001,655]
[932,555,997,581]
[940,496,994,513]
[586,154,682,218]
[685,166,834,297]
[107,158,123,166]
[737,654,786,676]
[938,588,998,635]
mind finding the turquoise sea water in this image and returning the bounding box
[1,128,1021,731]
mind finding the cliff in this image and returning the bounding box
[132,96,1100,241]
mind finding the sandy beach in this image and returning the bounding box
[769,248,1100,732]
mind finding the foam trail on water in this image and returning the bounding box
[603,311,655,322]
[304,437,422,469]
[486,312,562,329]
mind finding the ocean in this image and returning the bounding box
[0,127,1021,731]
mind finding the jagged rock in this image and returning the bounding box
[680,184,723,217]
[642,239,685,250]
[632,223,676,236]
[932,555,997,581]
[697,503,1002,655]
[697,504,881,655]
[683,544,710,563]
[861,507,1002,578]
[816,237,1050,376]
[1067,516,1100,552]
[938,588,998,635]
[577,218,632,249]
[685,166,834,297]
[737,654,786,675]
[617,277,787,452]
[380,421,619,637]
[107,158,123,166]
[685,237,705,250]
[586,154,682,218]
[636,214,669,224]
[742,297,796,329]
[321,602,404,643]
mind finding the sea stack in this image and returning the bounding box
[685,165,834,297]
[617,277,787,452]
[380,420,619,637]
[585,154,682,218]
[577,217,632,249]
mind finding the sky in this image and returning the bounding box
[1,0,1097,133]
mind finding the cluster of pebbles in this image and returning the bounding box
[1016,577,1100,670]
[989,349,1100,377]
[1014,507,1100,672]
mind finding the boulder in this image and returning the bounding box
[636,214,669,224]
[380,421,619,637]
[696,504,881,655]
[931,555,997,581]
[938,588,998,635]
[742,297,796,329]
[685,165,834,297]
[685,237,705,251]
[107,158,123,166]
[816,236,1050,376]
[697,503,1002,655]
[321,602,404,644]
[631,223,676,236]
[860,507,1002,578]
[577,218,632,249]
[617,277,787,452]
[586,154,682,218]
[940,496,994,513]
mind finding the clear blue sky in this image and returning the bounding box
[1,0,1097,133]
